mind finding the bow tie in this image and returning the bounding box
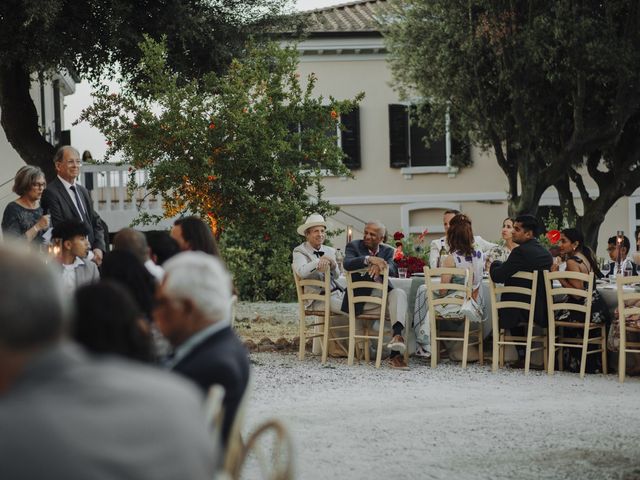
[313,250,324,258]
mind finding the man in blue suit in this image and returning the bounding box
[341,220,409,369]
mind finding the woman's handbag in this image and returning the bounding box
[460,297,483,323]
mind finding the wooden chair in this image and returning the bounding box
[223,376,252,478]
[424,267,483,369]
[233,419,294,480]
[204,384,226,439]
[616,275,640,383]
[292,265,348,363]
[544,270,607,379]
[488,271,547,374]
[345,268,392,368]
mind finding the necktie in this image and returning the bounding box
[69,185,86,222]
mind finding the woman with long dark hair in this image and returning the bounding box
[170,216,220,256]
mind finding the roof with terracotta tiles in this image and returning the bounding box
[301,0,391,34]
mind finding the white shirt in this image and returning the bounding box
[61,257,84,295]
[145,259,165,282]
[429,235,497,268]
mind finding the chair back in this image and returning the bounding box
[292,264,332,318]
[488,271,538,332]
[616,274,640,321]
[544,270,594,328]
[235,419,294,480]
[204,384,226,436]
[223,375,253,477]
[423,266,471,319]
[345,267,389,319]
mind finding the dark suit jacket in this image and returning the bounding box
[341,240,397,314]
[490,239,553,329]
[605,260,637,277]
[41,178,106,251]
[172,326,250,446]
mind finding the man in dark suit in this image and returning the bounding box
[42,146,106,265]
[490,214,553,329]
[155,251,250,447]
[604,235,638,277]
[341,220,409,369]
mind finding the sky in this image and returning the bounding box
[64,0,342,160]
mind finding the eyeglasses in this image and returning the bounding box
[31,182,46,189]
[64,160,83,166]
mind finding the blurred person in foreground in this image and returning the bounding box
[170,215,221,256]
[155,251,249,446]
[51,220,100,295]
[73,281,153,362]
[1,165,50,245]
[114,227,165,282]
[0,243,217,480]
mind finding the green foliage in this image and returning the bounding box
[82,38,363,300]
[385,1,640,250]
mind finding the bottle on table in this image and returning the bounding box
[437,245,447,268]
[335,248,344,275]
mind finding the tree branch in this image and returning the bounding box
[0,62,55,180]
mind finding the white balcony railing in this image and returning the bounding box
[80,164,175,231]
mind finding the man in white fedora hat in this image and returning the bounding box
[292,213,345,314]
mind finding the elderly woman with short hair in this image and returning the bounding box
[1,166,50,243]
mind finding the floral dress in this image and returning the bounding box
[1,201,45,244]
[414,249,484,354]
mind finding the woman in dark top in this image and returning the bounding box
[1,166,50,244]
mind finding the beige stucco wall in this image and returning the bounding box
[297,51,639,259]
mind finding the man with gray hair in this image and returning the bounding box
[42,145,106,265]
[342,220,409,369]
[0,244,217,479]
[155,251,250,446]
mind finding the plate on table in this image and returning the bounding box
[412,272,425,277]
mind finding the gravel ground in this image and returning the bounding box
[241,352,640,480]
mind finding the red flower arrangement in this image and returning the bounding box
[392,230,428,275]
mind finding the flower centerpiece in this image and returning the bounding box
[392,230,428,275]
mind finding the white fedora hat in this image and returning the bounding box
[297,213,327,236]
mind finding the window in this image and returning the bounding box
[388,104,463,170]
[297,107,361,170]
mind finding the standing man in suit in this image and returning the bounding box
[0,243,217,480]
[42,146,106,266]
[489,214,553,329]
[155,251,250,447]
[342,220,409,369]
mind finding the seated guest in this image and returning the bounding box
[440,214,485,303]
[0,244,217,479]
[342,220,409,369]
[114,227,164,281]
[155,252,250,446]
[1,165,50,244]
[292,213,344,314]
[51,220,100,294]
[73,281,153,362]
[486,217,517,266]
[146,230,180,265]
[171,216,220,256]
[429,209,496,268]
[550,228,608,323]
[101,250,157,321]
[604,235,637,277]
[550,228,609,372]
[490,215,553,330]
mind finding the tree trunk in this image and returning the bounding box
[0,62,56,181]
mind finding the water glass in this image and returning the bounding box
[398,267,408,278]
